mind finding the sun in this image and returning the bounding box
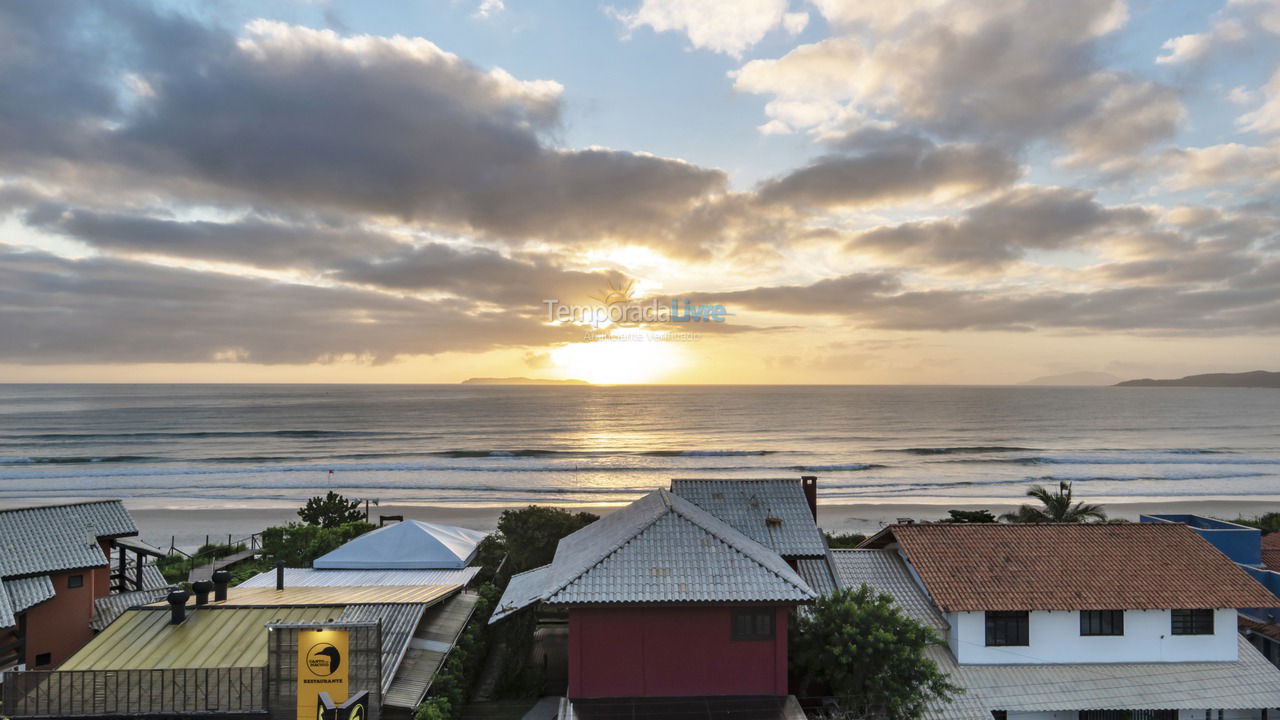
[551,333,687,384]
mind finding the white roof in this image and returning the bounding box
[490,490,815,622]
[312,520,488,570]
[238,567,480,588]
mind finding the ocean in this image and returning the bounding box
[1,384,1278,511]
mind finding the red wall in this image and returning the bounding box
[21,543,111,668]
[568,606,789,698]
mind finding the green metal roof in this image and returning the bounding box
[61,606,340,670]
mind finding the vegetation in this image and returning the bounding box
[1001,480,1106,523]
[155,541,245,584]
[792,585,961,720]
[942,509,996,523]
[298,490,366,528]
[475,505,597,585]
[824,531,868,548]
[1230,513,1280,534]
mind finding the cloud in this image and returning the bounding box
[1239,68,1280,135]
[1156,0,1280,65]
[1158,143,1280,192]
[612,0,807,57]
[756,140,1019,209]
[847,187,1150,269]
[731,0,1182,169]
[0,245,585,364]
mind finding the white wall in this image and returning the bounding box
[948,608,1238,664]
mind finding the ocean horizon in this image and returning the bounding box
[2,383,1277,513]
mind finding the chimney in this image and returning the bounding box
[192,579,213,606]
[167,589,190,625]
[276,561,285,591]
[801,475,817,521]
[211,569,231,602]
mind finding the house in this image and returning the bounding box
[845,522,1280,719]
[489,488,815,711]
[1142,514,1280,667]
[0,500,169,671]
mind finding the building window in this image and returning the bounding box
[67,574,84,589]
[1171,609,1214,635]
[34,653,51,667]
[984,611,1029,646]
[731,608,774,641]
[1080,610,1124,636]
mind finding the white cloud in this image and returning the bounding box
[1238,68,1280,135]
[613,0,801,57]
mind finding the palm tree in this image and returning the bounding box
[1001,480,1107,523]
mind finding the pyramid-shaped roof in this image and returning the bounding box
[313,520,488,570]
[491,490,815,621]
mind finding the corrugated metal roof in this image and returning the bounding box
[870,522,1280,612]
[670,479,826,557]
[0,500,136,579]
[91,587,176,631]
[490,565,551,623]
[490,490,814,620]
[339,602,429,693]
[829,547,1280,717]
[314,520,487,570]
[238,566,479,588]
[146,584,459,607]
[828,549,947,631]
[61,605,340,670]
[5,574,55,613]
[384,591,480,709]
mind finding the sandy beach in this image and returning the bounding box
[128,498,1280,551]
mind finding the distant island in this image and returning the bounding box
[1115,370,1280,388]
[461,377,590,385]
[1020,371,1120,386]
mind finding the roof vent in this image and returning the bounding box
[167,589,190,625]
[192,580,214,606]
[765,517,783,526]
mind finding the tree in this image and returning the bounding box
[793,585,961,719]
[487,505,597,581]
[298,491,365,528]
[260,521,373,566]
[1001,480,1106,523]
[824,531,868,548]
[942,509,996,523]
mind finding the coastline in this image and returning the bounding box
[126,498,1280,550]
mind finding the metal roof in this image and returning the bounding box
[490,490,814,621]
[91,587,176,632]
[145,584,459,607]
[867,522,1280,612]
[670,478,826,557]
[384,591,480,709]
[238,566,479,588]
[339,602,429,693]
[313,520,488,570]
[61,606,341,670]
[830,548,1280,717]
[0,500,137,579]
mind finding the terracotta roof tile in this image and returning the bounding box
[873,522,1279,612]
[1260,533,1280,570]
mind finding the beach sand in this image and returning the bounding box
[129,499,1280,551]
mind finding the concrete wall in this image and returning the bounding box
[567,606,789,698]
[948,608,1238,664]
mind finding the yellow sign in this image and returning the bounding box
[297,629,349,720]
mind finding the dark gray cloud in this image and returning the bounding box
[0,246,579,364]
[756,141,1019,209]
[848,187,1151,269]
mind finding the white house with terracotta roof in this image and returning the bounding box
[847,522,1280,720]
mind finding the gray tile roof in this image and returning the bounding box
[0,582,13,628]
[671,478,826,557]
[830,548,1280,717]
[490,565,552,623]
[238,567,479,588]
[0,500,137,579]
[90,587,175,631]
[490,490,815,621]
[5,575,55,613]
[795,557,837,597]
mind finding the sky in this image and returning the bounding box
[1,0,1279,384]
